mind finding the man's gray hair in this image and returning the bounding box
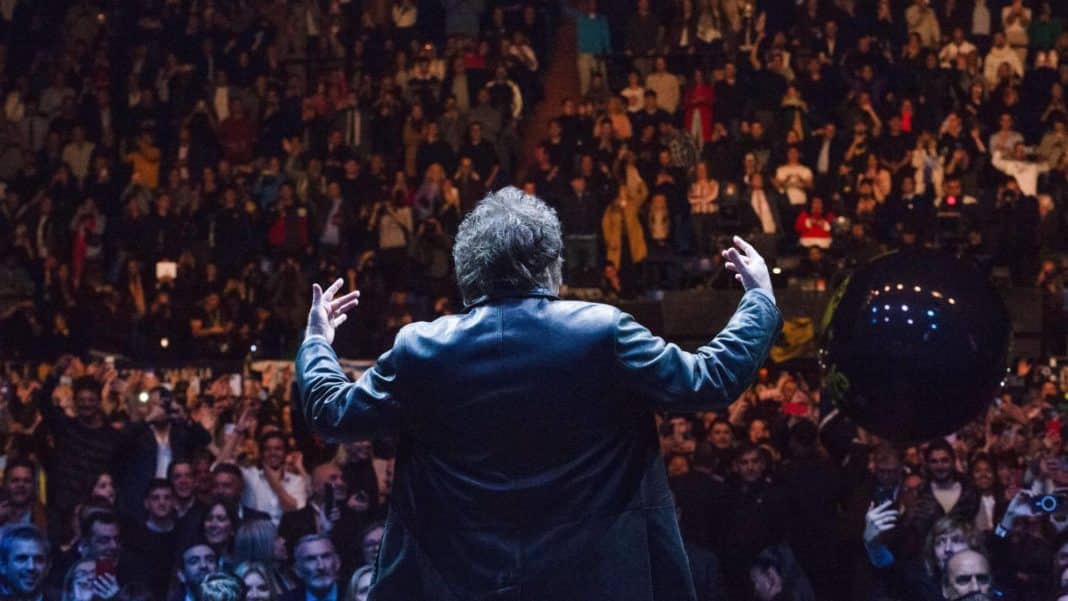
[197,573,244,601]
[453,187,564,305]
[294,533,336,558]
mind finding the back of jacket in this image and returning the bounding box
[297,289,781,600]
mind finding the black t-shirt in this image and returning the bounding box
[42,415,119,511]
[125,524,179,599]
[878,131,916,164]
[460,140,498,180]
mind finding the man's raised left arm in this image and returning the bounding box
[614,237,782,411]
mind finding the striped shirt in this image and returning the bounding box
[41,409,118,510]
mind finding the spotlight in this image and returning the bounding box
[772,267,782,275]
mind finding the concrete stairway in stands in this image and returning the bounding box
[518,8,579,183]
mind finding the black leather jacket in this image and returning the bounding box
[297,288,782,600]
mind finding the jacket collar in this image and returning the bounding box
[463,287,559,309]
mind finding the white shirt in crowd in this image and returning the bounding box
[984,45,1024,85]
[1001,5,1031,47]
[992,151,1049,197]
[154,428,172,479]
[939,40,977,67]
[750,190,777,235]
[972,1,991,35]
[213,86,230,121]
[932,481,963,515]
[775,164,813,206]
[240,465,309,524]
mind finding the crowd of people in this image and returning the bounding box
[0,0,1066,364]
[0,0,553,361]
[661,358,1068,601]
[2,0,1068,599]
[5,352,1068,601]
[0,353,387,601]
[535,0,1068,305]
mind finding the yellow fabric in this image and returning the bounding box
[770,317,815,362]
[126,145,161,188]
[602,197,648,267]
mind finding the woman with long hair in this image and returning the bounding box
[234,561,278,601]
[201,500,240,568]
[749,544,816,601]
[971,453,1007,534]
[87,472,118,507]
[62,558,119,601]
[232,521,295,594]
[922,517,985,587]
[345,566,374,601]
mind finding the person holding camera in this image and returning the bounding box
[988,490,1068,598]
[278,461,361,575]
[113,386,211,521]
[863,509,986,601]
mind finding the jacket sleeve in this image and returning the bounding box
[295,334,404,442]
[613,289,782,411]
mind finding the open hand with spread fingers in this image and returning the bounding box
[722,235,775,302]
[306,278,361,344]
[864,500,899,545]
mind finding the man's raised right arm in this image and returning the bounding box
[296,279,400,442]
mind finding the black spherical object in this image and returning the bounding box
[820,249,1012,443]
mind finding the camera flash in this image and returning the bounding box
[138,391,149,403]
[160,337,170,349]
